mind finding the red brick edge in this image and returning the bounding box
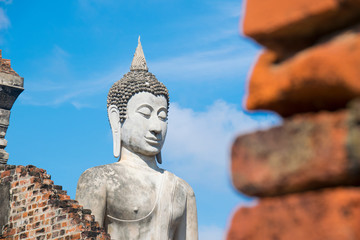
[0,164,110,240]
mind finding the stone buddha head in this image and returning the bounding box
[107,37,169,164]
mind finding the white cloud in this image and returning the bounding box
[0,8,10,30]
[71,101,96,109]
[168,0,243,46]
[162,100,282,189]
[214,1,242,18]
[151,44,257,82]
[199,225,225,240]
[0,0,12,5]
[21,44,127,108]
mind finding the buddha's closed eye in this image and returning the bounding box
[137,106,151,118]
[158,111,167,121]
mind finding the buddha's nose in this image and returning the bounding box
[149,118,162,135]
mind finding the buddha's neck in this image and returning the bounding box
[119,147,160,171]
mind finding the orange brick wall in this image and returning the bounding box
[0,164,110,240]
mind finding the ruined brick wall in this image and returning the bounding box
[0,164,110,240]
[227,0,360,239]
[0,50,19,77]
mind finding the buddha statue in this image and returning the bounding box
[75,37,198,240]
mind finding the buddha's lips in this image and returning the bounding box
[145,137,161,145]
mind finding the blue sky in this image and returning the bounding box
[2,0,281,239]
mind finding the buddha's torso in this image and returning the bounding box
[99,162,187,240]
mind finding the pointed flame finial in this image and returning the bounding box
[130,36,148,71]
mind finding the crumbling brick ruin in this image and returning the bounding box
[0,164,110,240]
[227,0,360,239]
[0,50,19,77]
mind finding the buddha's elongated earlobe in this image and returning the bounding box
[108,105,121,159]
[156,152,162,164]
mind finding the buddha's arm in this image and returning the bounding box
[75,168,107,227]
[174,184,198,240]
[185,188,198,239]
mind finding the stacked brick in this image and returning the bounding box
[0,164,110,240]
[0,50,19,77]
[227,0,360,239]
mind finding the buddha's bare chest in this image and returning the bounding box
[107,177,158,220]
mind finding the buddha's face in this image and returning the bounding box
[121,92,168,157]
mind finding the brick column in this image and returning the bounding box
[228,0,360,239]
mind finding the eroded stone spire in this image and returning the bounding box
[130,36,148,71]
[0,50,24,164]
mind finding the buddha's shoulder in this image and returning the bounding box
[79,163,119,180]
[166,171,195,198]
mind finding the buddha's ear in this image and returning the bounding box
[108,105,121,159]
[156,152,162,164]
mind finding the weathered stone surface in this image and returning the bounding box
[232,100,360,197]
[246,25,360,117]
[243,0,360,54]
[0,50,24,165]
[227,187,360,240]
